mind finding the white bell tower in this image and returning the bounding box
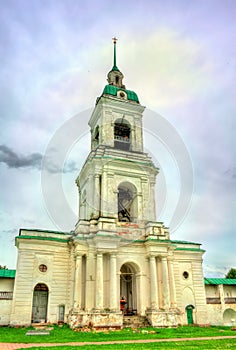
[75,38,168,240]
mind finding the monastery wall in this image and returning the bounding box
[205,284,236,325]
[0,278,14,325]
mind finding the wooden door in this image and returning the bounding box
[32,284,48,323]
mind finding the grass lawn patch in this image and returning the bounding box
[0,324,235,343]
[19,338,236,349]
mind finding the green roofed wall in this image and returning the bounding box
[204,278,236,285]
[102,85,139,103]
[0,269,16,278]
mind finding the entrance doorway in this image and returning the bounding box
[185,304,195,325]
[32,283,48,323]
[120,263,137,315]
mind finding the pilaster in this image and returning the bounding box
[93,173,101,218]
[95,252,103,310]
[168,256,177,308]
[161,255,170,309]
[109,253,118,310]
[74,254,82,309]
[149,255,158,309]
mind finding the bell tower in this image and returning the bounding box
[75,39,169,240]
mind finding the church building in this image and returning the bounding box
[4,40,209,328]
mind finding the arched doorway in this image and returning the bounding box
[185,304,195,325]
[120,263,137,315]
[32,283,48,323]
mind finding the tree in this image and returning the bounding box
[225,268,236,279]
[0,265,8,270]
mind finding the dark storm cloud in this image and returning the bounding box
[0,144,78,173]
[0,145,42,169]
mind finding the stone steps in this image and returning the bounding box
[123,315,150,328]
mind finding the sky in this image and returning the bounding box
[0,0,235,277]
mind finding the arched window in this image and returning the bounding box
[114,118,131,151]
[118,182,137,222]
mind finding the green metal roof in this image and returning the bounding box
[19,228,72,235]
[102,85,139,103]
[0,269,16,278]
[204,278,236,285]
[175,248,205,252]
[16,235,69,243]
[171,239,201,245]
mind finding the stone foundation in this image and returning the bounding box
[146,309,181,327]
[68,310,123,329]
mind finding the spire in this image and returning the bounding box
[107,38,125,88]
[112,37,119,71]
[104,39,139,101]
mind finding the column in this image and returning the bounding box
[74,254,82,309]
[218,284,225,306]
[109,253,117,310]
[168,257,177,308]
[149,255,158,309]
[162,256,170,309]
[95,252,103,309]
[85,251,96,310]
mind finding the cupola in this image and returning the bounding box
[101,38,139,104]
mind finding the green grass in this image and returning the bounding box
[19,338,236,350]
[0,324,235,344]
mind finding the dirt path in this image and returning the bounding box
[1,335,236,349]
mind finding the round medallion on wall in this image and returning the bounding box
[39,264,47,273]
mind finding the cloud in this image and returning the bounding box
[63,161,78,173]
[0,228,17,236]
[0,145,42,169]
[224,167,236,179]
[0,144,78,173]
[203,264,229,278]
[45,159,79,174]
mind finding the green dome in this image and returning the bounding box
[102,85,139,103]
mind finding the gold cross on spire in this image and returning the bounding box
[112,37,117,44]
